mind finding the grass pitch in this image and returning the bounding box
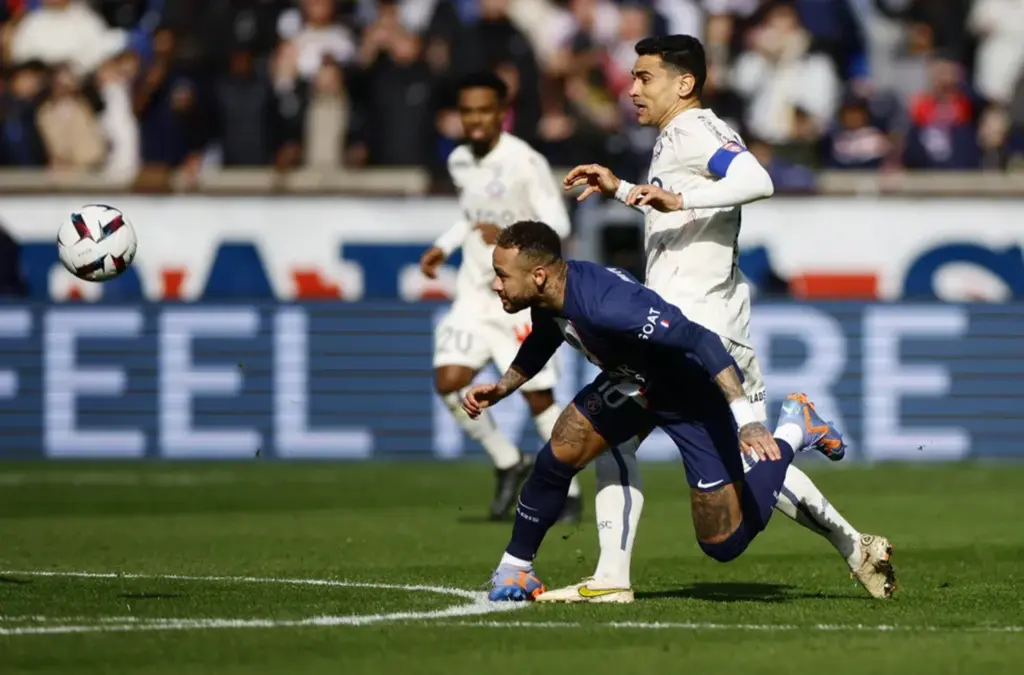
[1,461,1023,674]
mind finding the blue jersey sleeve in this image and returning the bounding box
[572,265,736,377]
[510,309,564,378]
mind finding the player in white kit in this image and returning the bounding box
[541,35,895,601]
[420,72,583,522]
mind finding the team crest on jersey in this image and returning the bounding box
[652,137,664,161]
[584,392,603,415]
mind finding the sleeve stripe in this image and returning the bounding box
[708,144,747,178]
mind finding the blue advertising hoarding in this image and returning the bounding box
[0,301,1021,462]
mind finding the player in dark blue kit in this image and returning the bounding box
[463,220,848,601]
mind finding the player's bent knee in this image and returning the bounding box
[434,366,475,396]
[550,403,608,468]
[698,525,753,563]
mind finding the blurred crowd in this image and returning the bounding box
[1,0,1024,189]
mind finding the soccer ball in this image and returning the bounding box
[57,204,138,282]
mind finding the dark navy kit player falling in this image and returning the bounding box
[465,220,848,601]
[514,261,754,494]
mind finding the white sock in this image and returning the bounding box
[441,390,521,470]
[533,403,581,498]
[591,437,644,588]
[774,464,862,569]
[499,551,532,570]
[775,423,805,453]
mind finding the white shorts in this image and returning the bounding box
[433,301,559,392]
[721,337,767,422]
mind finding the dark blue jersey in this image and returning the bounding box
[512,261,739,411]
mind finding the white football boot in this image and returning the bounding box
[850,534,896,599]
[534,577,634,604]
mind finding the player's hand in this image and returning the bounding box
[625,184,683,212]
[463,383,509,418]
[563,164,621,201]
[739,422,781,461]
[474,222,501,246]
[419,247,445,279]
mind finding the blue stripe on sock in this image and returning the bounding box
[610,449,632,551]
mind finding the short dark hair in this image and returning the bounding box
[455,71,509,103]
[496,221,562,264]
[635,35,706,96]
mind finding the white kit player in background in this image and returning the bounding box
[547,35,895,602]
[420,72,583,523]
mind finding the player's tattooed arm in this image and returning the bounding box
[496,366,530,396]
[463,366,530,418]
[713,365,780,461]
[713,365,746,404]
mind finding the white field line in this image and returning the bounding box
[2,571,1022,636]
[0,570,522,636]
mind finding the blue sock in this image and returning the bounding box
[700,440,796,563]
[740,440,796,532]
[505,443,580,562]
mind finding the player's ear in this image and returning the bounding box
[678,72,695,98]
[532,265,547,288]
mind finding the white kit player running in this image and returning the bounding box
[545,35,895,601]
[420,72,583,522]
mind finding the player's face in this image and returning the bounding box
[492,246,541,313]
[629,54,694,126]
[458,87,505,151]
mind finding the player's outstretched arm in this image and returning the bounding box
[464,314,565,418]
[563,164,621,202]
[421,219,472,278]
[463,366,530,418]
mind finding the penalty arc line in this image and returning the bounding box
[0,570,525,636]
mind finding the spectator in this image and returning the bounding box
[790,0,864,79]
[278,0,357,82]
[9,0,117,77]
[545,0,620,77]
[0,222,29,297]
[303,59,349,168]
[968,0,1024,105]
[903,56,981,169]
[213,49,281,166]
[135,29,206,180]
[351,0,434,166]
[824,94,892,169]
[875,19,935,106]
[35,63,107,170]
[0,61,48,167]
[749,137,818,190]
[731,1,840,145]
[96,48,140,181]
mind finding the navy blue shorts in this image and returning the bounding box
[574,372,745,491]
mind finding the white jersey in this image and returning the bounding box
[643,108,753,347]
[437,133,571,311]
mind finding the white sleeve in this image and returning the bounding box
[682,151,774,209]
[525,154,571,238]
[435,149,472,256]
[433,219,472,257]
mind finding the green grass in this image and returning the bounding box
[1,461,1023,674]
